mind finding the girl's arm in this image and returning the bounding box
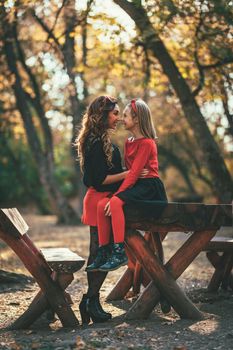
[114,139,153,195]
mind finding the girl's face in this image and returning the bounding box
[107,104,120,130]
[122,107,138,131]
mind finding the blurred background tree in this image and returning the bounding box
[0,0,232,223]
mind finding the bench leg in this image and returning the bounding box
[9,273,74,330]
[126,229,216,320]
[106,268,134,301]
[125,229,203,320]
[222,255,233,290]
[132,261,143,295]
[0,232,79,328]
[207,252,233,292]
[107,244,137,300]
[132,232,154,296]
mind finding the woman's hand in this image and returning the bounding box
[139,168,149,178]
[104,201,111,216]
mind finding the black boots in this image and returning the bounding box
[99,243,128,271]
[86,245,111,272]
[79,293,112,324]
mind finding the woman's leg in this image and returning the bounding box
[79,226,111,324]
[86,226,108,296]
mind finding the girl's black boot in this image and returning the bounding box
[99,243,128,271]
[86,245,111,272]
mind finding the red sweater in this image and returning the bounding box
[115,137,159,195]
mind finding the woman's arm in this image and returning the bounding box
[102,171,129,185]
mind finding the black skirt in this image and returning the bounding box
[116,178,168,220]
[116,177,167,202]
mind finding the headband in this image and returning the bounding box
[131,99,137,113]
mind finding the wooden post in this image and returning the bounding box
[126,229,216,320]
[150,232,164,262]
[208,253,233,292]
[0,230,79,328]
[133,261,142,295]
[9,273,74,329]
[125,229,203,320]
[106,268,134,301]
[221,254,233,290]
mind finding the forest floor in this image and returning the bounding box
[0,213,232,350]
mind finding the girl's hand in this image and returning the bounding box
[139,168,149,178]
[104,201,111,216]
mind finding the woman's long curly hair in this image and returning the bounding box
[75,95,118,172]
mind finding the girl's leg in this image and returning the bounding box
[109,196,125,243]
[99,196,128,272]
[86,199,112,272]
[97,197,112,246]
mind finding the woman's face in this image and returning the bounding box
[107,104,120,130]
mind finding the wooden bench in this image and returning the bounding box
[203,237,233,292]
[0,208,85,329]
[107,201,232,321]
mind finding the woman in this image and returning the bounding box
[75,95,130,324]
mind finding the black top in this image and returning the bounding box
[83,137,123,192]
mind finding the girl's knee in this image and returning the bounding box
[109,196,124,210]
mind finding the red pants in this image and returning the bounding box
[97,196,125,246]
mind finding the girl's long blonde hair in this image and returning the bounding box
[126,99,157,140]
[75,96,118,171]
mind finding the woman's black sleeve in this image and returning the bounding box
[88,141,109,187]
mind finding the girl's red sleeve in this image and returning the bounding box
[115,139,153,195]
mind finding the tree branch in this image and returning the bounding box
[220,76,233,137]
[192,14,205,97]
[47,0,68,42]
[200,56,233,70]
[29,8,62,49]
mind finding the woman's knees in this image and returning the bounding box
[97,197,110,213]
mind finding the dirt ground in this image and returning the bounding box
[0,214,232,350]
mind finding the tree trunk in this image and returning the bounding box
[114,0,233,203]
[0,131,50,214]
[63,1,89,215]
[1,10,79,224]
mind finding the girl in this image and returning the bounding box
[86,98,167,272]
[76,96,147,323]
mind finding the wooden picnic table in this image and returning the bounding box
[0,208,85,329]
[107,201,232,320]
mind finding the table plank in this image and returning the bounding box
[124,202,232,231]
